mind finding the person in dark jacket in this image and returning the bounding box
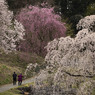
[12,72,17,85]
[18,73,23,85]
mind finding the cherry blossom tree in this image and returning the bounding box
[45,15,95,88]
[77,15,95,31]
[16,5,66,56]
[0,0,25,53]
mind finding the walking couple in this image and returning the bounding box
[13,72,24,85]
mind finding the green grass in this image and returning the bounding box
[0,51,44,86]
[0,82,35,95]
[0,89,21,95]
[0,64,21,85]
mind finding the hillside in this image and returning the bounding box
[0,50,44,86]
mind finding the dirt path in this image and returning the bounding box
[0,77,36,93]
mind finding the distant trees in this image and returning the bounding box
[54,0,95,17]
[6,0,54,14]
[85,3,95,16]
[6,0,28,10]
[6,0,95,37]
[6,0,95,16]
[0,0,24,52]
[16,4,66,56]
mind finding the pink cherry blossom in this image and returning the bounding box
[16,5,66,56]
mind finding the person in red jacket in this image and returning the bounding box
[18,73,23,85]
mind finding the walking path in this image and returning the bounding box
[0,77,35,93]
[0,70,48,93]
